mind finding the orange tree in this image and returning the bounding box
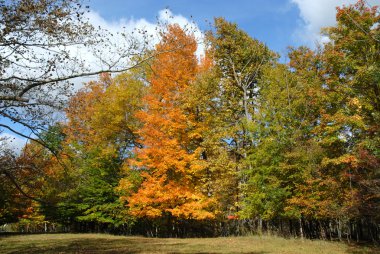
[119,25,215,226]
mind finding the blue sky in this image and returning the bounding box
[87,0,378,55]
[89,0,300,55]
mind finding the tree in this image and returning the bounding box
[198,18,275,218]
[121,25,215,223]
[0,130,56,225]
[49,72,145,230]
[321,0,380,222]
[0,0,150,142]
[65,72,144,157]
[207,18,275,126]
[0,137,29,224]
[0,0,156,212]
[240,1,380,240]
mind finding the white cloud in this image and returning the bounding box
[291,0,378,46]
[71,9,204,90]
[0,9,204,144]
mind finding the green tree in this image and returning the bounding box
[199,18,276,217]
[321,0,380,220]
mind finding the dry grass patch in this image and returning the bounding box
[0,233,378,254]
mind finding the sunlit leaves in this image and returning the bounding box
[122,25,214,220]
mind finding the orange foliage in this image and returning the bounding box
[64,74,110,146]
[125,25,214,220]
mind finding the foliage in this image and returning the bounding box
[121,25,214,220]
[0,0,152,146]
[2,0,379,241]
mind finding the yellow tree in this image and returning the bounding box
[121,25,214,221]
[55,72,144,228]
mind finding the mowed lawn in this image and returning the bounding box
[0,233,379,254]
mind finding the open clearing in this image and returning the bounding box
[0,233,379,254]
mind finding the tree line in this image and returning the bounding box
[0,0,379,242]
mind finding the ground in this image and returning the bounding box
[0,233,379,254]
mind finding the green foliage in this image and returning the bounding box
[4,1,379,240]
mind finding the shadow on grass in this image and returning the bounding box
[3,237,268,254]
[346,245,380,254]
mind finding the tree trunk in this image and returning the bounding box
[320,221,326,240]
[258,217,263,235]
[299,217,304,240]
[337,219,342,241]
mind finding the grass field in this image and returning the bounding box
[0,233,379,254]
